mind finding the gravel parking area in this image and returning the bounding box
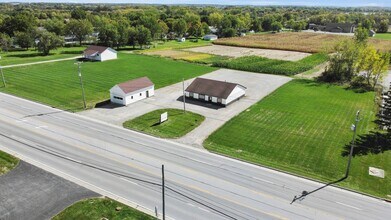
[0,161,98,220]
[184,45,310,61]
[80,69,291,148]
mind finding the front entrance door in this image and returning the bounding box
[146,90,149,97]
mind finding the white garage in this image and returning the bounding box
[185,78,246,106]
[83,45,117,62]
[110,77,154,106]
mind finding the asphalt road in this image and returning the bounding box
[0,93,390,220]
[0,161,98,220]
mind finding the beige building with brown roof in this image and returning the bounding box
[185,78,246,106]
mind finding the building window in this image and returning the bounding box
[140,93,142,96]
[131,96,133,99]
[114,96,123,100]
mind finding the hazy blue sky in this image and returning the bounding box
[0,0,390,7]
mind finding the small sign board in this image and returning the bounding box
[160,112,168,124]
[369,167,385,178]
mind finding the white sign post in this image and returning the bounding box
[160,112,168,124]
[369,167,385,178]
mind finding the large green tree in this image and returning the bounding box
[36,31,63,55]
[136,25,151,49]
[65,19,93,46]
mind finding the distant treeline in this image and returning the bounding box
[0,3,390,53]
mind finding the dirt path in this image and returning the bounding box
[1,56,81,69]
[296,62,328,79]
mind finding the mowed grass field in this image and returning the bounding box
[374,33,391,40]
[204,79,390,197]
[53,197,156,220]
[145,49,228,64]
[0,47,85,66]
[123,108,205,138]
[214,32,391,53]
[0,150,19,175]
[0,53,216,111]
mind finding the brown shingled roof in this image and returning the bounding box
[83,45,110,56]
[185,78,245,99]
[117,77,154,94]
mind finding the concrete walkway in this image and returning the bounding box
[1,56,81,69]
[0,161,98,220]
[383,70,391,92]
[79,69,292,148]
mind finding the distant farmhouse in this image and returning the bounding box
[185,78,246,106]
[83,46,117,62]
[309,23,356,33]
[110,77,154,106]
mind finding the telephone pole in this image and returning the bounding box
[345,110,360,178]
[182,78,186,113]
[75,62,86,109]
[0,56,5,87]
[162,165,166,220]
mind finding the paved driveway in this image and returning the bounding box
[79,69,292,148]
[0,161,98,220]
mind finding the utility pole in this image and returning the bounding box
[162,164,166,220]
[0,56,5,87]
[345,110,360,178]
[75,62,86,109]
[182,78,186,113]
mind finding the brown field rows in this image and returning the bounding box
[214,32,391,53]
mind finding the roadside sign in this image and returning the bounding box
[160,112,168,124]
[369,167,385,178]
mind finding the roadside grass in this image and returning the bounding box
[204,79,390,197]
[0,151,19,176]
[0,47,85,66]
[213,53,328,75]
[52,197,156,220]
[0,53,216,111]
[144,49,229,64]
[123,108,205,138]
[213,32,391,53]
[373,33,391,40]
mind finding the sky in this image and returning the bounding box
[0,0,390,7]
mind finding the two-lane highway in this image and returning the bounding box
[0,92,390,219]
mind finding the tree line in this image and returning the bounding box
[0,4,390,55]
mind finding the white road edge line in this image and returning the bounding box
[0,145,175,220]
[198,207,210,213]
[335,202,362,211]
[120,177,139,185]
[252,176,274,184]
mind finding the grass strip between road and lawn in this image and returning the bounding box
[0,53,216,111]
[213,53,328,75]
[204,79,390,198]
[0,150,19,176]
[52,197,156,220]
[123,108,205,139]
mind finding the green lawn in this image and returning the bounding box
[0,53,216,111]
[213,53,328,75]
[123,108,205,138]
[373,33,391,40]
[53,197,156,220]
[204,79,390,197]
[0,47,86,66]
[0,151,19,175]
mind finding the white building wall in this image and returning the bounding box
[212,97,218,103]
[110,86,125,105]
[110,85,154,106]
[204,95,209,101]
[225,86,246,105]
[193,93,199,99]
[100,50,117,62]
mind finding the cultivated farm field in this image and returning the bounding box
[0,53,216,110]
[214,32,391,53]
[204,79,390,197]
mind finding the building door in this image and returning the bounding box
[146,90,149,97]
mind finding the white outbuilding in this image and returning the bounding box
[203,34,218,41]
[185,78,246,106]
[83,45,117,62]
[110,77,154,106]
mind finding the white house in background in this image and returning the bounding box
[110,77,154,106]
[203,34,218,41]
[83,45,117,62]
[185,78,246,106]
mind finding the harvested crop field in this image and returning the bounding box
[214,32,391,53]
[144,49,228,64]
[185,45,310,61]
